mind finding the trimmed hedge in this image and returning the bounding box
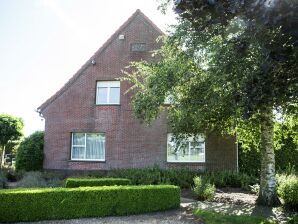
[65,178,131,188]
[0,185,180,222]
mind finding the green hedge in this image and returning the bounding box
[65,178,131,188]
[0,185,180,222]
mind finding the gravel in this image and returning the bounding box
[15,208,198,224]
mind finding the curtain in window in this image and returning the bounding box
[86,134,105,160]
[72,133,105,160]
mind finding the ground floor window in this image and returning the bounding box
[167,133,205,163]
[71,133,105,161]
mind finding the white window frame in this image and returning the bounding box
[167,133,206,163]
[164,94,174,105]
[96,81,120,105]
[71,133,105,161]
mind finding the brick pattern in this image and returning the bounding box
[41,11,237,171]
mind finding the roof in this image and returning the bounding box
[37,9,164,113]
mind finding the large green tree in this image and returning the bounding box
[0,114,24,167]
[124,1,297,206]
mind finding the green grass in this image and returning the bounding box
[194,209,276,224]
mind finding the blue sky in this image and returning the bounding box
[0,0,175,136]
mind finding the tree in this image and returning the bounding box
[16,131,44,171]
[0,114,24,167]
[124,1,297,206]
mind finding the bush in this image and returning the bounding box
[0,185,180,222]
[277,174,298,210]
[287,213,298,224]
[17,171,47,188]
[192,176,215,201]
[106,167,197,188]
[16,131,44,171]
[203,170,258,190]
[0,170,6,189]
[65,178,131,188]
[16,171,63,188]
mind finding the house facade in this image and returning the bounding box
[38,10,237,171]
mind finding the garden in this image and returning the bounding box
[1,0,298,223]
[0,112,298,223]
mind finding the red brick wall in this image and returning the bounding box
[42,12,237,171]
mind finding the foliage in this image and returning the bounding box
[107,167,197,188]
[274,117,298,172]
[1,167,24,182]
[16,171,63,188]
[277,174,298,210]
[203,170,258,190]
[65,178,131,188]
[124,0,298,206]
[250,184,260,195]
[16,131,44,171]
[287,214,298,224]
[193,209,276,224]
[0,185,180,222]
[16,171,47,188]
[0,170,6,189]
[0,114,24,166]
[192,176,215,201]
[239,116,298,176]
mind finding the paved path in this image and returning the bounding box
[16,208,198,224]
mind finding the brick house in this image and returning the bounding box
[38,9,237,171]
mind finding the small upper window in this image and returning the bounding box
[131,43,146,52]
[96,81,120,105]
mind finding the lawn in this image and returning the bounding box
[194,209,276,224]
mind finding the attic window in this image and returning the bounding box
[131,43,146,52]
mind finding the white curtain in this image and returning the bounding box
[86,134,105,160]
[72,133,105,160]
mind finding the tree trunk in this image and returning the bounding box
[0,145,5,168]
[257,109,281,206]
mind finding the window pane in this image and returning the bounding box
[109,87,120,104]
[73,133,85,146]
[96,87,108,104]
[97,81,120,88]
[131,43,146,52]
[86,133,105,160]
[167,134,205,162]
[72,147,85,159]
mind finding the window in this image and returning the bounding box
[131,43,146,52]
[71,133,105,161]
[96,81,120,105]
[167,134,205,163]
[164,94,174,105]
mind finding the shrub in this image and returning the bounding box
[203,170,258,190]
[192,176,215,201]
[277,174,298,210]
[106,167,197,188]
[287,213,298,224]
[16,131,44,171]
[65,178,131,188]
[0,170,6,189]
[0,185,180,222]
[16,171,63,188]
[17,171,47,188]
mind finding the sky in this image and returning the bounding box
[0,0,176,136]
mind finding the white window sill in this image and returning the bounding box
[69,159,106,162]
[166,160,205,163]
